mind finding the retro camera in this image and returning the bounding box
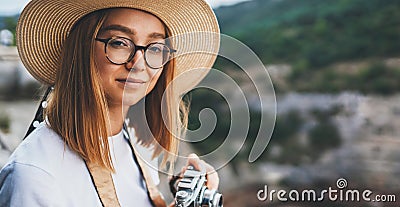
[174,166,223,207]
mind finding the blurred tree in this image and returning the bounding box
[0,15,18,46]
[308,108,342,160]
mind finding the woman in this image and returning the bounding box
[0,0,220,206]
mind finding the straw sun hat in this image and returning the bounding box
[17,0,220,95]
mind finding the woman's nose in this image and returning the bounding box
[125,49,146,71]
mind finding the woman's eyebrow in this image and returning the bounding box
[99,24,135,35]
[99,24,165,39]
[149,32,165,39]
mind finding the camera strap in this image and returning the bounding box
[124,128,167,207]
[86,161,121,207]
[85,124,167,207]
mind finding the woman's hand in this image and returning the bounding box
[181,153,219,190]
[168,153,219,207]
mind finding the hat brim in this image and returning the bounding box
[17,0,220,95]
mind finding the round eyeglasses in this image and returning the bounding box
[95,36,176,69]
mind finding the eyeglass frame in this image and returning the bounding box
[95,36,177,69]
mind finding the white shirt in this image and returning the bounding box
[0,121,159,207]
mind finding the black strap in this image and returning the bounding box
[24,86,53,139]
[123,124,156,207]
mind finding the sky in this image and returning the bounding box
[0,0,252,16]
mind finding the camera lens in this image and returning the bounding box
[202,189,223,207]
[212,193,223,207]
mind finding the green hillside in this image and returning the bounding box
[216,0,400,67]
[214,0,400,94]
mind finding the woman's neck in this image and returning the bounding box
[107,104,128,136]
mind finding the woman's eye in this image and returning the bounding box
[109,39,129,48]
[148,46,162,53]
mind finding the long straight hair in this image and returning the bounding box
[129,57,189,168]
[45,9,188,171]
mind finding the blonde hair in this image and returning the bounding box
[45,9,188,171]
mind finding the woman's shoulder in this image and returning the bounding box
[0,122,100,206]
[1,122,83,177]
[0,122,69,205]
[0,159,65,206]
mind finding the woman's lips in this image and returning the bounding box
[116,78,147,89]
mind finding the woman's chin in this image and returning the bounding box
[121,93,144,107]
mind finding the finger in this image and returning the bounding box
[180,166,186,176]
[186,153,205,172]
[185,154,219,190]
[202,161,219,190]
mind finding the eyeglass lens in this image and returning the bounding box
[106,37,172,69]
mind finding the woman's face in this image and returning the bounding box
[94,8,166,108]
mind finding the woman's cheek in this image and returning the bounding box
[146,70,163,93]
